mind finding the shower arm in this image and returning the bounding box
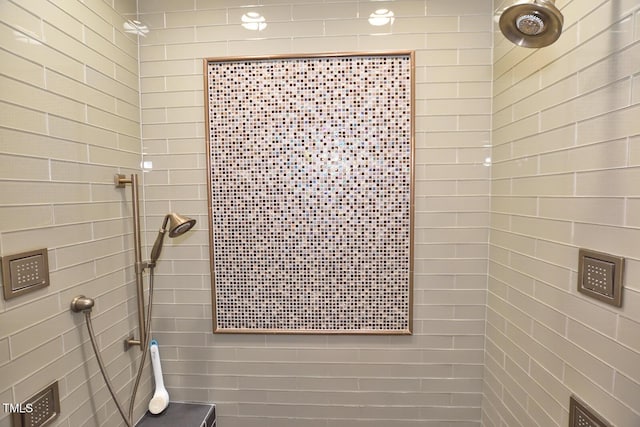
[115,173,148,351]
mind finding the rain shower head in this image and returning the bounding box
[148,213,196,266]
[498,0,563,48]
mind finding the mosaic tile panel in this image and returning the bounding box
[206,53,413,333]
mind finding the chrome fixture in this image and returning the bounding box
[498,0,563,48]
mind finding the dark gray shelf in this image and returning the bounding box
[136,402,215,427]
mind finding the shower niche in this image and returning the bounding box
[204,52,414,334]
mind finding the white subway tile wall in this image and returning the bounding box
[485,0,640,426]
[0,1,150,426]
[138,0,491,425]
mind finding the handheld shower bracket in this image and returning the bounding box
[124,335,139,351]
[135,260,151,274]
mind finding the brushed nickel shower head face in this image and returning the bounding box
[148,213,197,266]
[499,0,563,48]
[166,213,196,238]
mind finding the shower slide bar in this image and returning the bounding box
[115,173,147,350]
[114,173,197,351]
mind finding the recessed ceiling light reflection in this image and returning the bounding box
[13,29,42,45]
[368,9,395,26]
[241,12,267,31]
[124,19,149,37]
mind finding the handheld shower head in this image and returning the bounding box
[148,213,196,266]
[166,213,196,237]
[498,0,563,48]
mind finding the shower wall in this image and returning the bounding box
[0,1,147,426]
[485,0,640,426]
[138,0,492,425]
[4,1,637,426]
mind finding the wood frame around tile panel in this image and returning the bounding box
[203,51,414,335]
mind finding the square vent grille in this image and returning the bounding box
[1,248,50,300]
[11,381,60,427]
[577,249,623,307]
[569,396,612,427]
